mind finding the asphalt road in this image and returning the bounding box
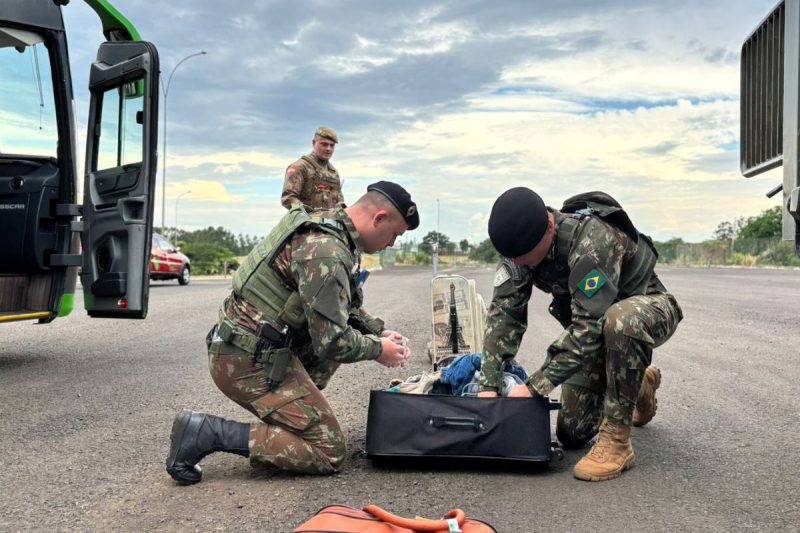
[1,266,798,532]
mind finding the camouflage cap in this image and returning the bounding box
[367,181,419,230]
[315,126,338,143]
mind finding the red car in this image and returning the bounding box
[150,233,191,285]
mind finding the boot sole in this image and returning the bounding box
[574,453,635,482]
[633,367,661,427]
[166,410,203,485]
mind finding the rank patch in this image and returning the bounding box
[578,269,606,298]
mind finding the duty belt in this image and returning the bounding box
[217,317,293,391]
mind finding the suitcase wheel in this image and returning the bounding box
[551,442,564,461]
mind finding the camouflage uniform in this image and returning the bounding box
[479,209,683,446]
[210,205,383,473]
[281,153,344,209]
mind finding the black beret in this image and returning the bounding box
[367,181,419,230]
[488,187,548,258]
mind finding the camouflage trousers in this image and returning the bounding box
[208,339,346,474]
[556,292,682,448]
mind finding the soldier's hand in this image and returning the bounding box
[377,338,411,368]
[507,384,534,397]
[477,391,499,398]
[380,330,405,344]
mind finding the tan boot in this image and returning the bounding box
[573,419,634,481]
[633,365,661,427]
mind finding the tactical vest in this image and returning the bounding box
[227,204,349,331]
[556,192,659,298]
[300,155,341,208]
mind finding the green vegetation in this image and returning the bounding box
[656,206,799,267]
[165,205,798,275]
[161,226,260,275]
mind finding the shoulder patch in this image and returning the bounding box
[502,258,523,281]
[577,269,606,298]
[494,264,511,287]
[568,256,618,318]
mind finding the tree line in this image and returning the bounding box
[651,206,798,266]
[166,205,796,275]
[161,226,260,275]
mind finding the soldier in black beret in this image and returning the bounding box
[166,181,418,484]
[367,180,420,230]
[480,186,683,483]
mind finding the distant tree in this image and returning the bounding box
[445,241,456,254]
[712,221,736,241]
[712,217,746,241]
[236,233,260,255]
[654,237,685,263]
[469,238,500,264]
[459,239,470,253]
[398,238,416,253]
[419,231,451,255]
[738,206,783,240]
[182,242,237,275]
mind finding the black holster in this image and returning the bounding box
[254,321,293,391]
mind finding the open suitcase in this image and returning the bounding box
[366,390,563,463]
[368,274,563,464]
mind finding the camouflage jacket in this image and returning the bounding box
[225,206,383,364]
[281,153,344,209]
[479,209,661,395]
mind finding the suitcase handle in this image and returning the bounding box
[428,415,485,432]
[363,505,466,531]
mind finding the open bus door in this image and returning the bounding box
[80,40,159,318]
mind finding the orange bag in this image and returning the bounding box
[292,505,498,532]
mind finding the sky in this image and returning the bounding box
[53,0,785,244]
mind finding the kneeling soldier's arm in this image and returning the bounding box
[529,222,625,395]
[295,254,381,363]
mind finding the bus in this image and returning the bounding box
[1,0,159,323]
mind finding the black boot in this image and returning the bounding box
[166,410,250,485]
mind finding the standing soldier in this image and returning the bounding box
[478,187,683,482]
[281,126,344,209]
[166,182,419,484]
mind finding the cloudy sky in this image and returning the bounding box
[58,0,783,244]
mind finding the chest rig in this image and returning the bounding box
[534,193,660,327]
[300,154,340,206]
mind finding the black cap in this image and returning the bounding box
[488,187,548,258]
[367,181,419,230]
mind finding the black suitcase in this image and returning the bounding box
[366,390,563,463]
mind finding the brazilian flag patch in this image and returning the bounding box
[578,269,606,298]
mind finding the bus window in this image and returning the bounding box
[96,81,145,171]
[0,30,57,158]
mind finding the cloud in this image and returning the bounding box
[48,0,784,243]
[166,179,243,203]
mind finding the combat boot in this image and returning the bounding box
[573,419,634,481]
[633,365,662,427]
[166,410,250,485]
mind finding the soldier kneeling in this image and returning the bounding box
[477,187,682,481]
[166,182,419,484]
